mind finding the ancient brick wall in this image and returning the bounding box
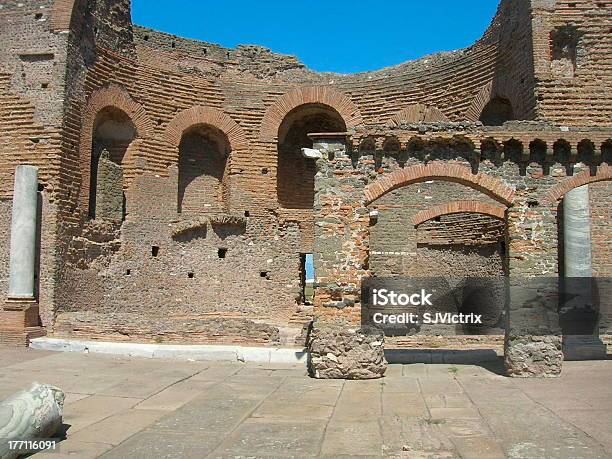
[311,134,609,323]
[590,180,612,277]
[0,1,75,330]
[0,201,11,299]
[532,0,612,125]
[1,0,610,345]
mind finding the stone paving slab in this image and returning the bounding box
[68,408,167,446]
[0,347,609,458]
[61,395,143,434]
[320,421,382,457]
[213,419,327,457]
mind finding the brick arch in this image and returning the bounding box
[82,85,154,140]
[541,165,612,205]
[365,162,515,206]
[464,82,516,122]
[164,106,248,152]
[387,104,449,126]
[465,82,495,121]
[259,86,363,142]
[412,200,507,226]
[79,84,154,210]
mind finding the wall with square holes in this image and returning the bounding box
[1,0,610,346]
[54,171,306,344]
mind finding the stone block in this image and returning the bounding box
[95,150,124,223]
[504,335,563,377]
[301,148,323,159]
[563,335,607,361]
[307,322,387,379]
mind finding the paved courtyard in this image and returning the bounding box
[0,346,610,458]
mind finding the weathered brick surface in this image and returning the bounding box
[590,180,612,277]
[0,0,610,345]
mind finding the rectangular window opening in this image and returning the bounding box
[300,253,314,305]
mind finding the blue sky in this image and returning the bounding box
[132,1,501,74]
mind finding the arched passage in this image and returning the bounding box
[415,208,507,331]
[277,103,346,209]
[545,170,612,349]
[164,106,248,214]
[365,169,511,335]
[479,97,515,126]
[89,106,136,219]
[178,124,230,214]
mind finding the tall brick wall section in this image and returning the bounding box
[532,0,612,126]
[590,180,612,277]
[0,1,74,329]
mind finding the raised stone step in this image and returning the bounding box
[563,335,608,361]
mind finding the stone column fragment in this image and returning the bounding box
[0,383,65,459]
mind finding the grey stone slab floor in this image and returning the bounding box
[0,346,610,458]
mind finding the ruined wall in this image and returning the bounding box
[0,1,75,327]
[55,166,305,343]
[49,0,558,342]
[1,0,610,345]
[311,126,610,324]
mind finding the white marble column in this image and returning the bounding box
[564,185,592,277]
[8,165,38,300]
[562,184,605,360]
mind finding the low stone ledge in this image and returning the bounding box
[170,217,208,239]
[307,322,387,379]
[30,338,308,364]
